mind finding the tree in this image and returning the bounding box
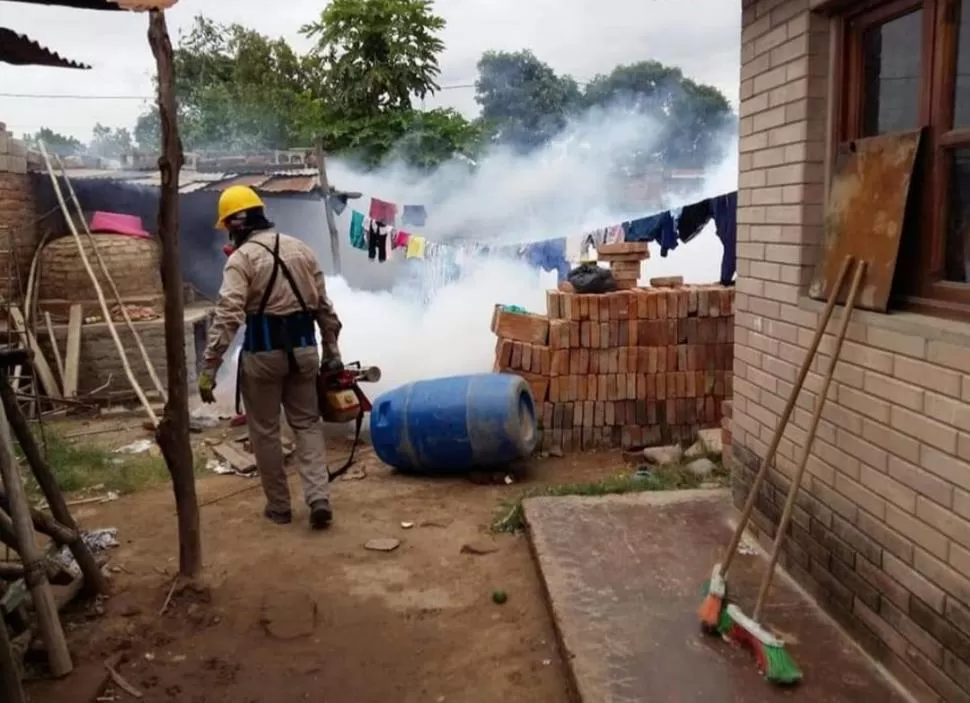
[474,50,582,150]
[583,61,733,167]
[301,0,445,118]
[89,123,133,160]
[134,109,161,151]
[23,128,82,157]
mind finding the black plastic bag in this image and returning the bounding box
[568,263,617,294]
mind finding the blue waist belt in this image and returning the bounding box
[243,312,317,353]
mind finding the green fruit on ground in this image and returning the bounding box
[492,589,508,604]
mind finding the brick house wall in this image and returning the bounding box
[735,1,970,701]
[0,125,38,300]
[38,307,210,399]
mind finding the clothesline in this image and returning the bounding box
[335,189,738,285]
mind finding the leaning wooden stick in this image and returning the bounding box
[0,373,109,596]
[53,154,167,401]
[0,395,72,677]
[752,259,868,621]
[36,142,157,426]
[43,312,66,392]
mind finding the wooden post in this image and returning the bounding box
[0,394,72,677]
[0,612,26,703]
[314,142,342,276]
[0,374,108,595]
[148,8,202,580]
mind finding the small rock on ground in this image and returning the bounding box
[697,428,723,454]
[686,458,717,478]
[365,538,401,552]
[684,441,707,461]
[461,540,500,556]
[642,445,683,466]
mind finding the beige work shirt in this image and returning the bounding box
[202,229,342,371]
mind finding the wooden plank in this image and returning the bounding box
[211,443,257,473]
[43,312,65,392]
[64,305,82,399]
[8,307,61,400]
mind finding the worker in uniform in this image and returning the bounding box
[198,185,344,530]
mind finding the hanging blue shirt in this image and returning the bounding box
[711,191,738,285]
[522,238,569,281]
[623,211,677,256]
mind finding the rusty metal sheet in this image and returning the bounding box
[203,174,271,192]
[257,175,318,194]
[809,130,922,312]
[4,0,177,10]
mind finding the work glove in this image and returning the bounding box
[320,357,344,376]
[197,369,217,404]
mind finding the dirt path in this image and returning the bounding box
[26,441,630,703]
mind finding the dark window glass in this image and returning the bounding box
[955,1,970,126]
[945,148,970,282]
[861,9,923,136]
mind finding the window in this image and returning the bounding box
[839,0,970,319]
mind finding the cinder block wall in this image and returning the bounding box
[38,312,209,399]
[0,124,37,299]
[736,1,970,701]
[494,286,735,453]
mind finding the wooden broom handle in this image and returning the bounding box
[719,255,853,576]
[752,259,867,621]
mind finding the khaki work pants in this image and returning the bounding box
[240,347,330,514]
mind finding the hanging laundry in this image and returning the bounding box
[349,210,367,250]
[676,198,713,244]
[605,224,624,244]
[328,193,349,216]
[367,220,388,262]
[522,238,569,281]
[369,197,397,225]
[406,235,427,259]
[581,227,608,257]
[402,205,427,227]
[624,211,677,256]
[392,230,410,250]
[711,191,738,285]
[425,241,440,259]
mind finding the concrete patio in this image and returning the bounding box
[524,489,913,703]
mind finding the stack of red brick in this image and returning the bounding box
[493,285,735,453]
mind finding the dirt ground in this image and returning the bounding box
[23,418,635,703]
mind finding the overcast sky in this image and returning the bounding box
[0,0,741,142]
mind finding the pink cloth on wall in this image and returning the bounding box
[89,211,150,238]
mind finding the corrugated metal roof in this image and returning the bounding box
[58,168,319,195]
[3,0,177,10]
[0,28,91,69]
[259,174,318,194]
[203,174,271,191]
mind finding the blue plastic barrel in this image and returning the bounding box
[369,373,537,474]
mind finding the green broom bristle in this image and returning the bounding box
[761,642,802,684]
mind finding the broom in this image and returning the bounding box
[720,258,867,685]
[696,256,853,630]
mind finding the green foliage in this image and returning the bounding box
[583,61,734,167]
[475,50,582,150]
[23,127,82,157]
[89,123,133,159]
[301,0,445,116]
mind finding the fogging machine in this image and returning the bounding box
[318,361,381,479]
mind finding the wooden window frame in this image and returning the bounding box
[835,0,970,321]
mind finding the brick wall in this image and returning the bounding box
[492,286,735,453]
[736,1,970,701]
[38,310,210,399]
[0,124,37,300]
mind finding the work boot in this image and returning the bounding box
[263,507,292,525]
[309,501,333,530]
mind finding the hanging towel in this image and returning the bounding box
[624,211,677,255]
[677,198,713,244]
[605,224,624,244]
[406,235,427,259]
[369,197,397,224]
[349,210,367,250]
[711,191,738,285]
[402,205,427,227]
[328,193,349,216]
[392,230,410,249]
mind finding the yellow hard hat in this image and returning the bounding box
[215,185,265,229]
